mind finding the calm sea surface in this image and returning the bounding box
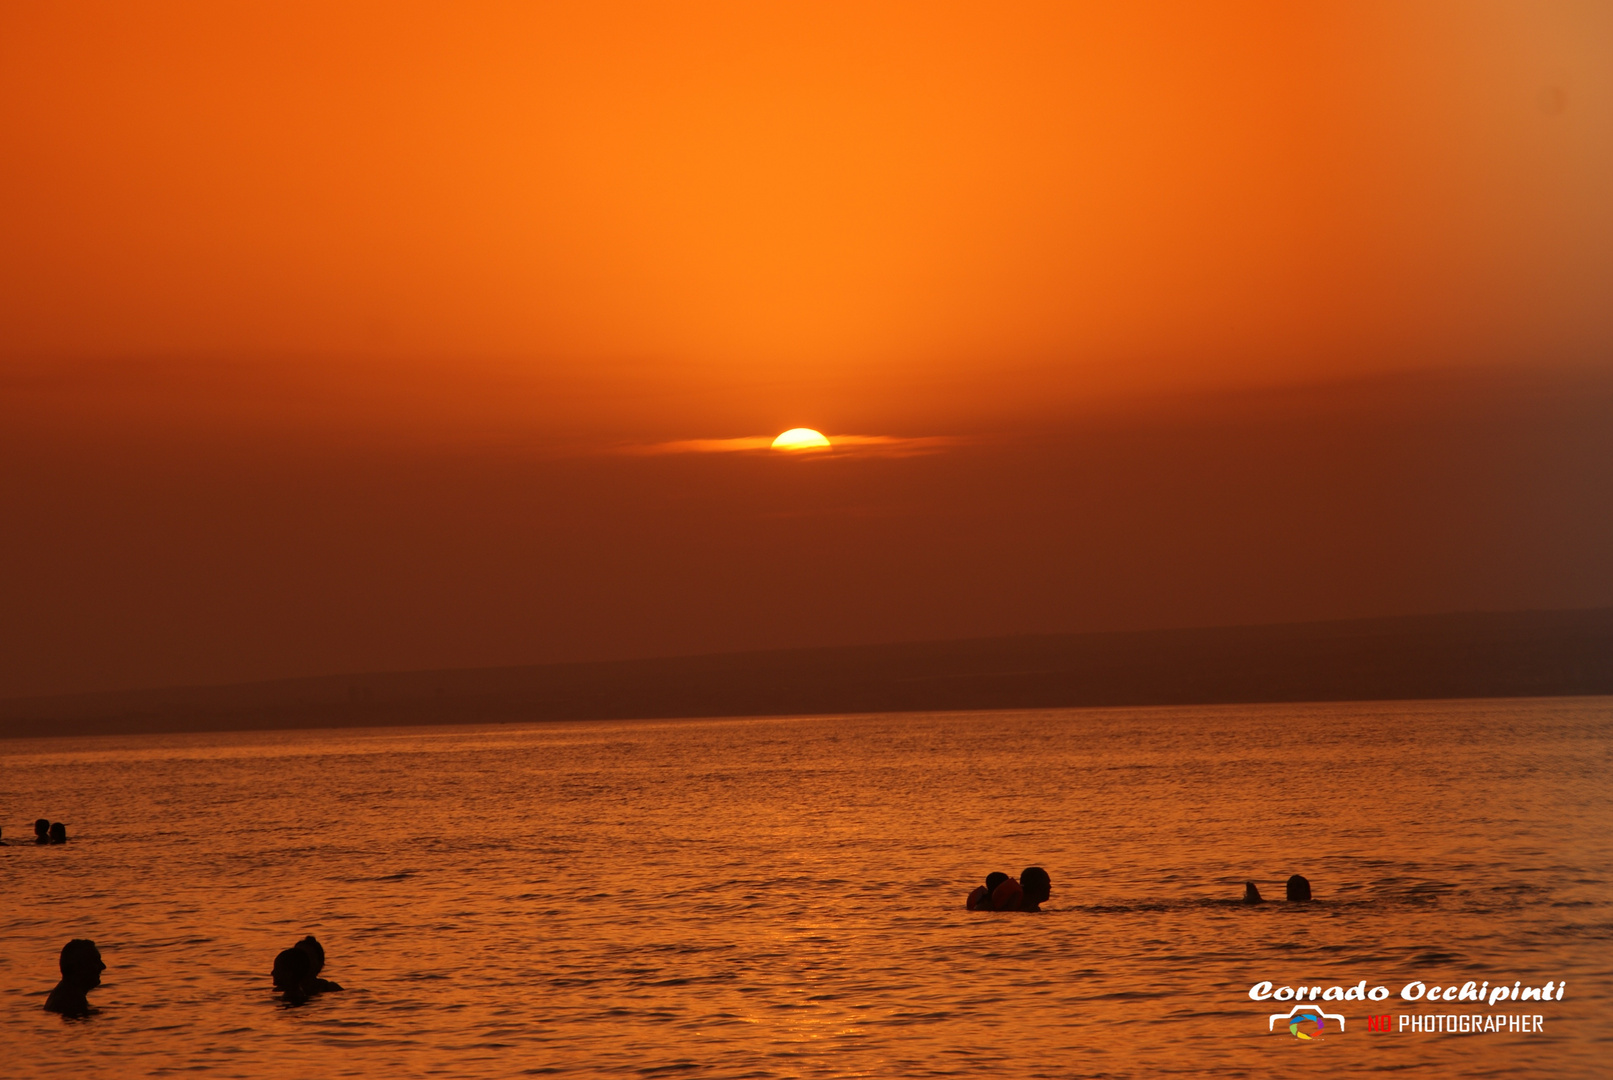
[3,698,1611,1077]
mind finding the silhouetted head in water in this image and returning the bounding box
[273,947,314,1003]
[1244,881,1264,903]
[1286,874,1312,902]
[985,871,1008,897]
[35,819,51,844]
[44,939,104,1017]
[1019,866,1052,911]
[295,935,325,976]
[49,822,67,844]
[273,938,344,1003]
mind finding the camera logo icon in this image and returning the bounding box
[1269,1004,1346,1040]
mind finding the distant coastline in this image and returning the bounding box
[3,607,1610,740]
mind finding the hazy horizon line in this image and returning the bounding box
[6,602,1608,708]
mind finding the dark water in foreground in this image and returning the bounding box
[3,698,1611,1077]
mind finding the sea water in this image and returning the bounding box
[3,698,1610,1077]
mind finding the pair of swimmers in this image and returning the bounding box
[966,867,1052,912]
[12,819,69,844]
[42,934,343,1016]
[1244,875,1311,902]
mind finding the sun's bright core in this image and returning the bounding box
[771,428,831,450]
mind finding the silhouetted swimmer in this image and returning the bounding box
[1243,881,1264,904]
[988,866,1052,912]
[49,822,67,844]
[1018,866,1051,912]
[967,871,1010,910]
[1286,874,1312,902]
[44,939,105,1017]
[273,948,314,1003]
[272,938,343,1004]
[35,818,51,845]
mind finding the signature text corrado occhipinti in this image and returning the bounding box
[1248,978,1566,1007]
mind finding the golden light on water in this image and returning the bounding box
[771,428,831,451]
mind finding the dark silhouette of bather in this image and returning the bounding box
[966,871,1009,910]
[1243,881,1264,903]
[44,939,105,1017]
[1017,866,1052,911]
[1286,874,1312,902]
[49,822,67,844]
[272,936,343,1004]
[35,819,51,845]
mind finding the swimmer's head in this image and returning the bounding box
[295,936,325,975]
[985,872,1009,895]
[1020,866,1051,906]
[49,822,67,843]
[59,940,104,988]
[35,819,50,839]
[1285,874,1312,902]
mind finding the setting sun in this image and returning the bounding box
[771,428,831,451]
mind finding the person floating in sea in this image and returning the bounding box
[966,872,1009,910]
[1012,866,1052,911]
[967,866,1052,911]
[49,822,68,844]
[35,819,51,845]
[272,936,344,1004]
[44,939,105,1017]
[1243,881,1264,903]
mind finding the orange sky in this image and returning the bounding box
[5,1,1611,428]
[2,2,1611,695]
